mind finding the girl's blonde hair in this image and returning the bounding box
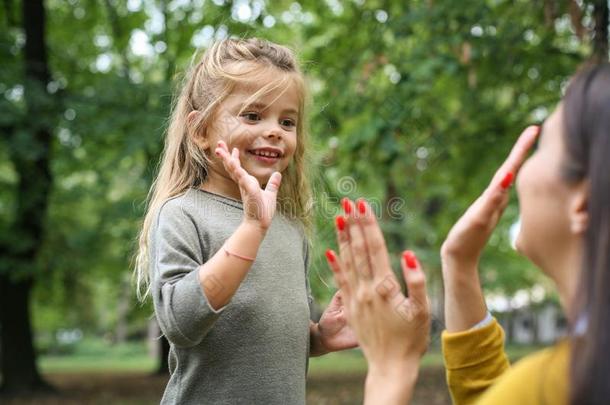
[134,38,313,301]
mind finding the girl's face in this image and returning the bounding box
[204,71,299,188]
[515,103,587,277]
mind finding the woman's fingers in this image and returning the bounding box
[353,199,392,280]
[400,251,427,309]
[491,125,540,188]
[325,249,351,298]
[342,198,373,278]
[336,215,358,292]
[473,125,539,229]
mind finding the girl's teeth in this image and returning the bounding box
[253,150,278,157]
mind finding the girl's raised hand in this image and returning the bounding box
[215,140,282,230]
[326,199,429,404]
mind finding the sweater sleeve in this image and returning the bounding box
[150,198,225,348]
[442,318,511,405]
[303,237,314,314]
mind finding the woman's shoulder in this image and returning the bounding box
[479,340,570,405]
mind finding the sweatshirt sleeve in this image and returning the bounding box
[150,198,225,348]
[303,237,314,316]
[442,318,511,405]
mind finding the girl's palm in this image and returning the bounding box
[215,141,281,229]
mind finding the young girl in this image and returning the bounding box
[134,38,356,404]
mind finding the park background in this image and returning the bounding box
[1,0,608,403]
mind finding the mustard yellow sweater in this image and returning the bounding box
[442,318,569,405]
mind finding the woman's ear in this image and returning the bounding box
[187,110,209,149]
[569,181,589,235]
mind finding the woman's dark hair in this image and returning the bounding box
[562,62,610,405]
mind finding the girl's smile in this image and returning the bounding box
[201,70,300,196]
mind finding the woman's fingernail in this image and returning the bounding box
[325,249,336,263]
[501,172,514,189]
[341,198,352,214]
[357,199,366,215]
[335,215,346,231]
[403,250,418,270]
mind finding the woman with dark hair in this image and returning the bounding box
[326,63,610,404]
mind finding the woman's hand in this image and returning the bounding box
[215,140,282,230]
[441,126,539,332]
[325,198,430,404]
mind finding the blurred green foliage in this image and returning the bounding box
[0,0,598,342]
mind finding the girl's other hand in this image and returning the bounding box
[316,291,358,353]
[215,140,282,230]
[326,199,429,403]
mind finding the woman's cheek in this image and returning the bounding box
[513,158,537,257]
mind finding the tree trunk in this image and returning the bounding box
[592,0,609,62]
[0,276,50,394]
[0,0,54,395]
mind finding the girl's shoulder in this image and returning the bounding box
[152,191,192,233]
[157,188,243,219]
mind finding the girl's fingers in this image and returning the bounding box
[264,172,282,194]
[343,198,373,279]
[400,250,428,313]
[215,143,250,186]
[217,140,230,154]
[353,199,392,280]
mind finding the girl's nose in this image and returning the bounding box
[263,125,282,140]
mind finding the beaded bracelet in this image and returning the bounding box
[223,246,255,262]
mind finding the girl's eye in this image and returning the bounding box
[241,112,261,122]
[280,118,296,128]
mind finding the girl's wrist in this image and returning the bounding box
[241,218,269,236]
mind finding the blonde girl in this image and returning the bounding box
[134,38,356,404]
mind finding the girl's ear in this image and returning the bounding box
[187,110,210,149]
[569,180,589,235]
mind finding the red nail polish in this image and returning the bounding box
[335,215,346,231]
[325,249,335,263]
[501,172,514,189]
[403,250,418,270]
[357,199,366,215]
[341,198,352,214]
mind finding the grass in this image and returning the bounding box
[39,339,546,375]
[39,339,156,374]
